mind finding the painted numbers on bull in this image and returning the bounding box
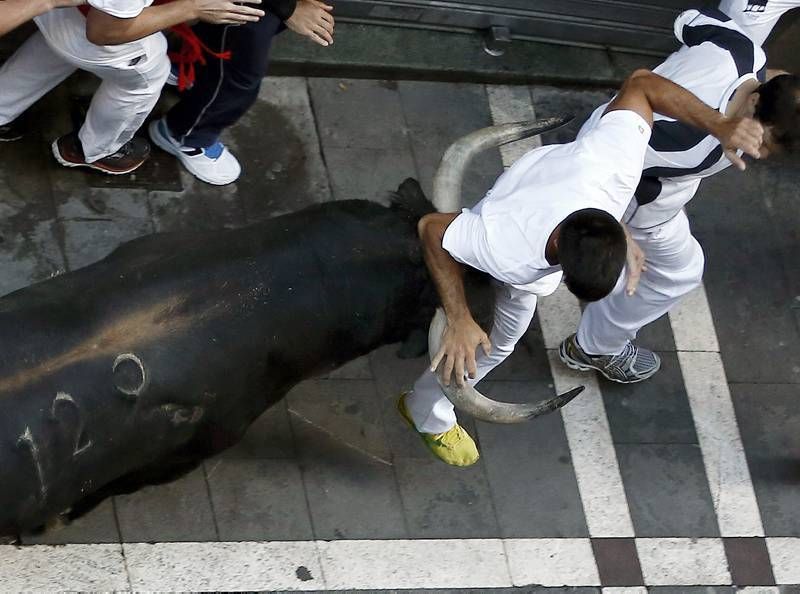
[16,393,92,503]
[50,392,93,458]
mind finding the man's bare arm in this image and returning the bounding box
[418,212,491,387]
[0,0,84,38]
[85,0,264,46]
[608,69,764,170]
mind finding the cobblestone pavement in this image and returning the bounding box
[1,74,799,592]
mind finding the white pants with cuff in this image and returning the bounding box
[0,15,169,162]
[576,210,704,357]
[406,283,539,435]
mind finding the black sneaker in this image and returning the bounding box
[559,333,661,383]
[52,133,150,175]
[0,121,23,142]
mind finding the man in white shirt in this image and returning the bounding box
[400,67,763,467]
[0,0,263,174]
[0,0,84,39]
[559,2,800,384]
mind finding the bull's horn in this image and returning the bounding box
[428,308,584,424]
[432,116,573,213]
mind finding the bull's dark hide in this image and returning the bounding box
[0,179,439,538]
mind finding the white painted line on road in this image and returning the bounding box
[766,537,800,585]
[636,538,731,586]
[505,537,600,586]
[671,284,764,537]
[5,537,787,590]
[669,285,720,352]
[678,350,764,536]
[488,85,634,540]
[602,588,648,594]
[0,543,129,591]
[551,352,636,538]
[319,538,511,589]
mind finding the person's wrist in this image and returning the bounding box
[709,113,728,140]
[181,0,200,20]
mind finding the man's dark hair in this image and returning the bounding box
[558,208,626,302]
[755,74,800,152]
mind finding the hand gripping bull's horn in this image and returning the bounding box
[429,115,582,424]
[432,116,573,213]
[428,308,584,424]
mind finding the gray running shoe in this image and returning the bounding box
[559,333,661,383]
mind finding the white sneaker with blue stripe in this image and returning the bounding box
[148,117,241,186]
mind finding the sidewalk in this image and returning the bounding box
[1,74,799,591]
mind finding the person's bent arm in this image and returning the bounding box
[418,212,491,388]
[0,0,84,38]
[85,0,264,46]
[608,69,764,170]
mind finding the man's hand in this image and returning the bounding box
[712,116,764,171]
[623,225,646,296]
[191,0,264,25]
[286,0,334,46]
[430,315,491,388]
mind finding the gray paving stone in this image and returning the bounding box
[233,78,332,222]
[115,466,218,543]
[324,146,417,204]
[323,355,374,380]
[602,352,698,445]
[292,416,407,540]
[0,134,66,295]
[731,383,800,537]
[149,180,246,233]
[287,379,390,462]
[308,78,409,151]
[398,81,500,207]
[57,187,154,270]
[478,381,588,538]
[529,85,615,145]
[690,164,800,384]
[616,444,719,537]
[205,458,313,541]
[484,321,553,382]
[394,456,499,539]
[22,499,120,545]
[219,400,295,459]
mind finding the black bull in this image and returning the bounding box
[0,180,440,537]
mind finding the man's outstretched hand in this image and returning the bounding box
[287,0,334,46]
[191,0,265,25]
[430,315,491,388]
[714,116,764,171]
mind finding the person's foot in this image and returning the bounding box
[52,133,150,175]
[148,117,241,185]
[559,333,661,383]
[396,392,480,467]
[0,120,23,142]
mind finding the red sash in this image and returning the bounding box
[78,2,231,91]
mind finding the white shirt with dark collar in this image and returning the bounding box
[441,110,651,296]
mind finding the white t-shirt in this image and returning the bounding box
[35,1,156,66]
[441,109,651,296]
[580,8,767,228]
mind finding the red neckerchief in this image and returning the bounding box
[78,2,231,91]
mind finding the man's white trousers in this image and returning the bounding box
[0,19,169,162]
[577,210,705,356]
[406,283,538,435]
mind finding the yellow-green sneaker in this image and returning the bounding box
[396,392,480,467]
